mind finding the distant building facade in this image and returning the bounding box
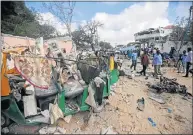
[134,25,192,53]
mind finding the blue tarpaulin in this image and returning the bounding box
[120,46,136,52]
[120,46,136,58]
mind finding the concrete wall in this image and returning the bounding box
[153,41,192,53]
[1,34,36,48]
[1,34,73,54]
[45,39,73,54]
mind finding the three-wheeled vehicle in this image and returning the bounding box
[1,49,119,129]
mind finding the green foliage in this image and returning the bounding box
[1,1,56,39]
[99,41,113,49]
[72,29,93,49]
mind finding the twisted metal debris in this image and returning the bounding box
[147,76,188,94]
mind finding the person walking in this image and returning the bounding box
[139,51,150,76]
[181,50,187,73]
[153,50,162,79]
[130,50,138,71]
[152,48,156,57]
[177,53,183,73]
[183,47,192,77]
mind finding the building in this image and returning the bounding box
[134,25,192,53]
[1,33,36,52]
[1,34,73,54]
[134,25,173,47]
[44,36,73,54]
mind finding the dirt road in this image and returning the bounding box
[56,64,192,134]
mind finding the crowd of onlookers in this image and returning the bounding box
[122,46,193,79]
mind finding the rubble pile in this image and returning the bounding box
[147,76,188,95]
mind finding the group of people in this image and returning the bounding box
[177,47,193,77]
[129,47,192,78]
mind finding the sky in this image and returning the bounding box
[25,1,192,47]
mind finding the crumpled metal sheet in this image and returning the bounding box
[23,95,38,117]
[94,77,106,87]
[49,103,64,125]
[26,114,50,124]
[85,84,97,109]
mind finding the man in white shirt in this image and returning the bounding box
[183,47,192,77]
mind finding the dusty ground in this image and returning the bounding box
[56,60,193,134]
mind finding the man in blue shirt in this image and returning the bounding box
[130,50,138,70]
[153,50,162,79]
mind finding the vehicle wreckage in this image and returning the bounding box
[1,42,119,128]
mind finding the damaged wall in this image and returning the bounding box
[1,33,73,54]
[45,37,73,54]
[1,33,35,49]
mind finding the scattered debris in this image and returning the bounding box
[174,115,186,123]
[93,102,105,113]
[49,103,64,124]
[8,123,44,134]
[23,95,38,117]
[94,77,106,87]
[149,92,165,104]
[41,110,50,118]
[119,70,125,76]
[54,132,61,134]
[85,85,97,109]
[2,127,9,134]
[128,73,135,79]
[101,126,117,134]
[167,108,172,113]
[64,115,72,124]
[137,97,145,111]
[26,114,50,124]
[81,111,93,131]
[148,117,156,127]
[39,126,66,134]
[110,91,116,96]
[148,76,187,94]
[57,127,67,134]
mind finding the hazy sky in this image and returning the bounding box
[25,1,192,46]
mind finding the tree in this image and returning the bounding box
[42,2,76,37]
[1,1,35,35]
[99,41,113,49]
[170,16,191,53]
[1,1,56,39]
[72,20,103,51]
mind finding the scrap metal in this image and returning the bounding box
[147,76,188,94]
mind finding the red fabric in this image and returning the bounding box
[141,54,150,66]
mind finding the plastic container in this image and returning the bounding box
[148,117,156,127]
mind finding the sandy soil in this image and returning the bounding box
[55,60,192,134]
